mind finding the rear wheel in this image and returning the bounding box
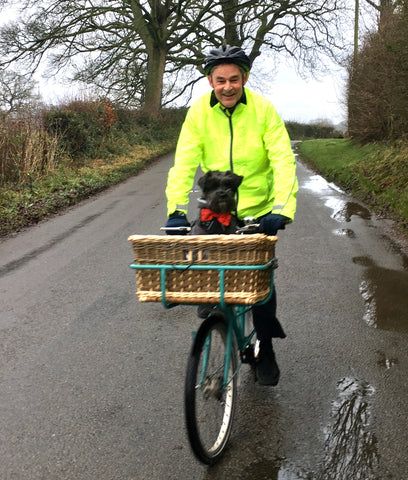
[184,314,237,464]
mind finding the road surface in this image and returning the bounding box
[1,149,408,479]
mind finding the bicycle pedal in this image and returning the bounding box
[240,344,256,364]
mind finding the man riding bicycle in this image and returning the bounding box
[165,45,298,386]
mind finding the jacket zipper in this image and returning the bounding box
[221,107,239,215]
[227,114,234,172]
[220,107,234,171]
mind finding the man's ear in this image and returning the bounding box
[207,75,214,88]
[243,71,249,86]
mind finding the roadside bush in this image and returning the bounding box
[46,98,118,158]
[114,106,187,144]
[46,100,186,159]
[286,120,343,140]
[1,101,186,190]
[347,5,408,142]
[0,114,59,185]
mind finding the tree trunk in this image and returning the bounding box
[221,0,240,46]
[141,45,167,118]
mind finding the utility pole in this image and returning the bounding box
[354,0,359,62]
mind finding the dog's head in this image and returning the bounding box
[198,170,243,214]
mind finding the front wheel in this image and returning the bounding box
[184,314,237,464]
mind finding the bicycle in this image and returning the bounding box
[128,224,278,465]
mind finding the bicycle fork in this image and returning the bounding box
[223,314,235,389]
[198,308,255,393]
[197,314,235,393]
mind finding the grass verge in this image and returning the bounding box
[298,138,408,232]
[0,141,174,237]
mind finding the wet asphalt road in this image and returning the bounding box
[1,148,408,479]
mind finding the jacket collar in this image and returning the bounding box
[210,88,247,108]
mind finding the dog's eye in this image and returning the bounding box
[222,181,235,190]
[205,179,219,191]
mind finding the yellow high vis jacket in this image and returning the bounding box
[166,88,298,221]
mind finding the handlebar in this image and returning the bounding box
[235,223,260,234]
[161,226,192,232]
[160,217,260,235]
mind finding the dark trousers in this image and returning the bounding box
[252,286,286,342]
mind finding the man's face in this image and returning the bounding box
[208,63,248,108]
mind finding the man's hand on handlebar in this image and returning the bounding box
[258,213,290,236]
[165,211,191,235]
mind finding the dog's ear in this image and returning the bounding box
[233,174,244,188]
[198,171,220,191]
[226,171,244,189]
[198,172,211,190]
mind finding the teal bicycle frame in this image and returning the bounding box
[130,259,277,390]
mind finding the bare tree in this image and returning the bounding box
[0,0,349,116]
[363,0,400,24]
[0,70,40,113]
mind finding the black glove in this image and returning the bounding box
[259,213,290,236]
[165,211,190,235]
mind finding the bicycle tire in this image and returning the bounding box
[184,314,237,464]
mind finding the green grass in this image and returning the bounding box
[298,138,408,231]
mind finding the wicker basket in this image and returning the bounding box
[128,234,277,305]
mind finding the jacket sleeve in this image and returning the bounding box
[264,106,298,221]
[166,107,202,216]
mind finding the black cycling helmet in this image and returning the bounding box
[203,45,251,75]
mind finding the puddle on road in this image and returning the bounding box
[332,202,372,223]
[316,377,379,480]
[353,256,408,333]
[302,175,371,224]
[324,198,372,223]
[302,175,344,196]
[245,378,380,480]
[303,173,408,334]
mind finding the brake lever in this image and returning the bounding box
[160,227,192,233]
[235,223,260,234]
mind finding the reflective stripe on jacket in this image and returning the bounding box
[166,88,298,220]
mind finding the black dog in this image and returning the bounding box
[190,170,243,234]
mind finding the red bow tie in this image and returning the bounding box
[201,208,232,226]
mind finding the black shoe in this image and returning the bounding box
[197,304,216,319]
[256,342,280,386]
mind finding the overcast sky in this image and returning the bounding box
[263,66,347,125]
